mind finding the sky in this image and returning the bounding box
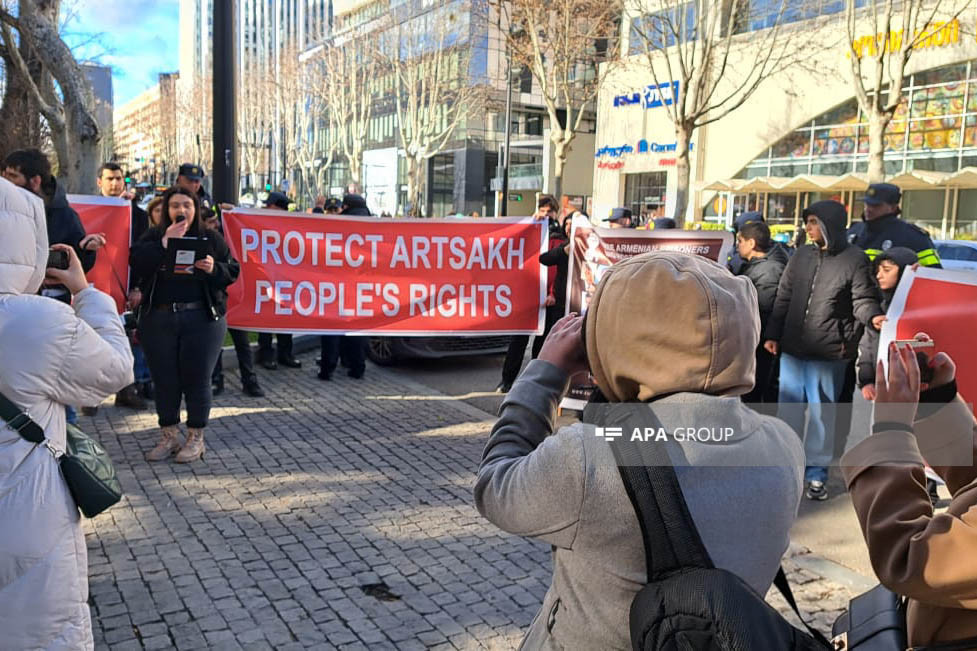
[63,0,180,108]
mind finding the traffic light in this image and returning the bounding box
[265,183,272,191]
[125,176,131,183]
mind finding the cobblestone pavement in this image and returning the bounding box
[82,351,855,650]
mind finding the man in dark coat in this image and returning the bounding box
[318,194,371,381]
[2,149,96,277]
[727,211,789,274]
[735,221,784,406]
[764,200,884,501]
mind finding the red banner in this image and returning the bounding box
[882,267,977,410]
[69,195,131,314]
[221,210,546,334]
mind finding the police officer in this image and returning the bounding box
[847,182,941,268]
[175,163,213,214]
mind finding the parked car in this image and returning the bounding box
[366,335,511,365]
[935,239,977,272]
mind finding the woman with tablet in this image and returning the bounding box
[130,187,240,464]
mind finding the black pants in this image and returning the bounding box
[320,335,366,376]
[257,333,293,361]
[742,345,780,405]
[212,328,256,383]
[500,306,563,386]
[139,309,226,428]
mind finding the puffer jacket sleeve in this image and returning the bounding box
[764,253,795,342]
[850,253,884,327]
[474,360,586,549]
[50,286,133,407]
[129,228,166,280]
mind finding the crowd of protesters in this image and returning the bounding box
[3,142,977,650]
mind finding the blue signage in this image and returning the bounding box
[594,145,634,158]
[613,81,680,109]
[595,140,694,159]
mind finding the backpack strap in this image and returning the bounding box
[774,566,832,647]
[607,407,713,581]
[0,390,45,444]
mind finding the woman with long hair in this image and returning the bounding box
[130,187,240,463]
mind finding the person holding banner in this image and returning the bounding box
[764,201,884,501]
[317,194,372,381]
[256,192,302,371]
[130,187,240,463]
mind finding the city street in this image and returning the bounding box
[82,347,867,650]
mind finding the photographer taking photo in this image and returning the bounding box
[0,176,133,649]
[474,251,804,650]
[130,187,240,464]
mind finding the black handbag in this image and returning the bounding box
[0,391,122,518]
[833,583,977,651]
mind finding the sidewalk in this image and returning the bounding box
[82,351,858,649]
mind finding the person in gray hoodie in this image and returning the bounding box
[474,251,805,650]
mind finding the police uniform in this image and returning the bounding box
[846,183,941,267]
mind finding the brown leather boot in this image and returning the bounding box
[145,425,182,462]
[175,427,205,463]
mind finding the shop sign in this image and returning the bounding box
[613,80,680,109]
[597,160,625,170]
[636,140,694,153]
[594,144,633,158]
[850,18,959,59]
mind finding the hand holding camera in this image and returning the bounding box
[44,244,88,295]
[537,313,589,378]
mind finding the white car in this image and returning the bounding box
[935,240,977,272]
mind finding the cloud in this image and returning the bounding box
[64,0,179,106]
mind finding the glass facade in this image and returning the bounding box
[741,62,977,178]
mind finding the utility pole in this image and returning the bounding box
[213,0,239,204]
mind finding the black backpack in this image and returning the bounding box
[603,407,832,650]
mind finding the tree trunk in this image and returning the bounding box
[19,0,100,192]
[407,156,424,217]
[673,126,692,228]
[0,49,43,155]
[348,154,362,193]
[867,110,889,183]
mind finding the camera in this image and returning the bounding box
[46,250,69,270]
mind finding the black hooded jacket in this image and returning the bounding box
[856,246,918,387]
[46,178,96,272]
[764,201,883,361]
[737,253,785,334]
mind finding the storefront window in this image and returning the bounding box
[623,172,667,220]
[956,189,977,238]
[739,61,977,177]
[765,193,797,225]
[902,189,945,237]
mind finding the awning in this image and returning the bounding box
[701,167,977,193]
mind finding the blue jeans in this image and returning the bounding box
[65,405,77,425]
[777,353,849,483]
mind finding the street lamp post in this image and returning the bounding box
[213,0,239,204]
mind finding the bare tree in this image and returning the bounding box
[320,40,379,192]
[176,74,212,172]
[493,0,621,200]
[846,0,967,182]
[0,0,101,192]
[631,0,818,225]
[238,66,274,191]
[384,4,488,216]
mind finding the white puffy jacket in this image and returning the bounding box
[0,177,133,650]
